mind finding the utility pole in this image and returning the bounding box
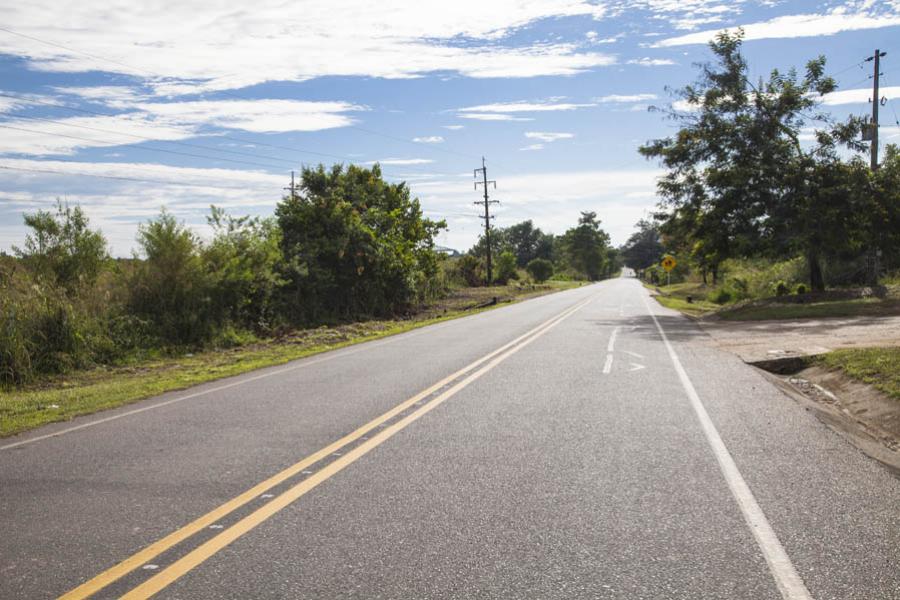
[865,49,887,170]
[474,157,498,285]
[284,170,298,200]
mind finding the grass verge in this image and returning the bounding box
[0,281,583,438]
[647,281,900,321]
[814,347,900,401]
[644,282,721,317]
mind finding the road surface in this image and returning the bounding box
[1,277,898,599]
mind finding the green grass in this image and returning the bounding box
[716,296,900,321]
[0,281,582,438]
[644,282,721,317]
[815,347,900,401]
[646,279,900,321]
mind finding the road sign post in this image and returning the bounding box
[661,255,676,287]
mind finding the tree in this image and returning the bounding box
[621,219,664,272]
[526,258,553,283]
[469,220,555,268]
[276,164,446,322]
[494,251,518,284]
[640,30,866,290]
[561,212,610,281]
[129,210,214,345]
[15,200,108,292]
[204,206,285,331]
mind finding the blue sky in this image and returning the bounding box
[1,0,899,255]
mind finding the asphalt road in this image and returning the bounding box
[1,277,898,599]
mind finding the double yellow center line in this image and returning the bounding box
[62,294,594,599]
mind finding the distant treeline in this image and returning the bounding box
[461,211,621,285]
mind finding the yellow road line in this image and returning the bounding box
[119,294,592,599]
[60,294,593,600]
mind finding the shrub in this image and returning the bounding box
[526,258,553,283]
[708,288,733,304]
[494,251,518,285]
[129,211,218,346]
[773,280,790,296]
[796,284,808,295]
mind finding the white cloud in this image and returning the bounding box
[595,93,658,103]
[458,100,596,113]
[412,136,445,143]
[457,113,534,121]
[525,131,575,142]
[0,114,198,155]
[442,125,465,130]
[821,86,900,106]
[628,57,677,66]
[134,99,365,133]
[520,143,545,151]
[0,1,616,90]
[656,9,900,47]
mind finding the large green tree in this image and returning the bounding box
[561,211,610,281]
[640,30,867,290]
[276,164,445,321]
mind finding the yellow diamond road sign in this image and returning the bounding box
[661,255,676,272]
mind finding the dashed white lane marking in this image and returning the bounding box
[607,326,620,353]
[641,292,812,600]
[141,565,159,571]
[602,354,614,375]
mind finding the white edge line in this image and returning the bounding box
[2,286,591,451]
[641,291,812,600]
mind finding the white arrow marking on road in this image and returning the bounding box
[623,350,644,359]
[628,363,645,372]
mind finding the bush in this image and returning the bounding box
[796,284,808,295]
[453,255,484,287]
[526,258,553,283]
[129,211,218,346]
[773,280,790,296]
[708,288,733,304]
[494,251,518,285]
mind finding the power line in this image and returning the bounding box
[0,164,263,190]
[0,92,462,178]
[0,123,292,171]
[5,110,298,166]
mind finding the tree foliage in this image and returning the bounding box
[276,164,445,321]
[14,200,108,292]
[639,30,884,290]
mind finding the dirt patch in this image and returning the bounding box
[757,363,900,474]
[698,314,900,364]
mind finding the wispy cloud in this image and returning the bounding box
[457,113,534,121]
[595,93,658,103]
[412,136,445,143]
[458,100,597,113]
[520,143,545,151]
[525,131,575,142]
[0,1,616,91]
[627,57,676,66]
[442,125,465,130]
[656,8,900,47]
[821,86,900,106]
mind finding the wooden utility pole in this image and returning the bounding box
[866,49,887,170]
[474,157,498,285]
